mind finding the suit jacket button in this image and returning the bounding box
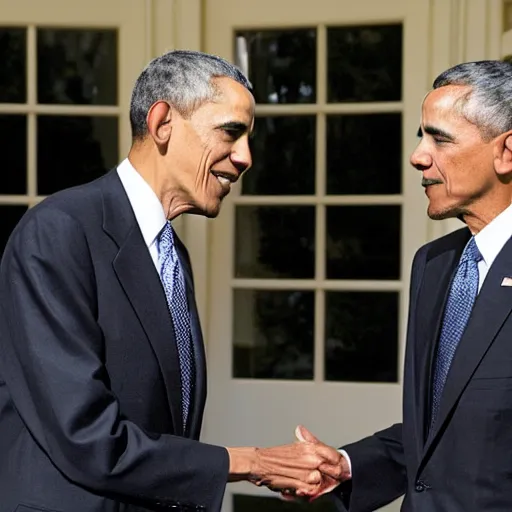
[415,481,426,492]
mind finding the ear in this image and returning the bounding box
[494,131,512,176]
[146,101,173,147]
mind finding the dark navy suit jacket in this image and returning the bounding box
[0,170,228,512]
[335,227,512,512]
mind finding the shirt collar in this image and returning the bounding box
[116,158,167,249]
[474,202,512,268]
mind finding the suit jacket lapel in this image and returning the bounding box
[101,170,184,435]
[424,234,512,456]
[174,236,207,439]
[414,235,466,449]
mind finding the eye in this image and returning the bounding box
[223,128,239,140]
[223,127,247,142]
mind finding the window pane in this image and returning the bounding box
[37,116,118,195]
[0,27,26,103]
[327,24,402,102]
[0,115,26,194]
[242,116,315,195]
[235,206,315,279]
[234,494,336,512]
[37,29,117,105]
[233,290,314,379]
[327,114,401,195]
[325,291,399,382]
[0,206,28,257]
[326,206,400,280]
[236,29,316,104]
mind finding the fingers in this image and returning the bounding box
[259,475,327,497]
[249,467,322,487]
[295,425,319,444]
[295,425,342,466]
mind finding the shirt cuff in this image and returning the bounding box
[338,449,352,478]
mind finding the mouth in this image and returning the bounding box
[422,178,443,188]
[211,171,238,194]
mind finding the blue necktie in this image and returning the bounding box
[158,221,194,428]
[431,237,482,425]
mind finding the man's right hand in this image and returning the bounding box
[226,426,350,498]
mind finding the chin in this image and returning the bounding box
[201,201,223,218]
[427,202,461,221]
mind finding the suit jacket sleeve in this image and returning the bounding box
[0,207,229,510]
[331,423,406,512]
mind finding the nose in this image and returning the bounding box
[231,137,252,174]
[410,143,432,171]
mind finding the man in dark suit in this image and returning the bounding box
[290,60,512,511]
[0,50,343,512]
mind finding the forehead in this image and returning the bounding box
[202,76,255,122]
[421,85,471,125]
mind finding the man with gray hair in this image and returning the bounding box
[0,50,343,512]
[300,59,512,511]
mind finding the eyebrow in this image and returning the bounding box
[417,125,456,141]
[217,121,250,133]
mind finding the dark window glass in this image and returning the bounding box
[236,29,316,104]
[0,205,28,256]
[234,494,336,511]
[235,206,315,279]
[0,27,26,103]
[327,114,401,195]
[242,116,315,195]
[0,115,26,194]
[37,116,118,195]
[233,290,314,380]
[326,206,401,280]
[37,29,117,105]
[327,24,402,102]
[325,291,399,382]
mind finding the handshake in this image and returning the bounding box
[226,425,351,501]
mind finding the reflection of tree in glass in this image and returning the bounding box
[37,116,117,195]
[325,292,398,382]
[237,29,316,104]
[37,29,117,105]
[326,114,402,195]
[326,206,401,280]
[327,24,402,102]
[253,290,314,379]
[0,28,26,103]
[243,116,316,196]
[234,492,336,511]
[257,206,315,279]
[0,206,27,257]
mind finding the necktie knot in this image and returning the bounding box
[461,237,482,265]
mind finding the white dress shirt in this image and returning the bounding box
[116,158,167,269]
[341,203,512,478]
[474,202,512,292]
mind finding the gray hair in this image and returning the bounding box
[433,60,512,141]
[129,49,252,140]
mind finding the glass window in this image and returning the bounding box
[0,27,26,103]
[37,116,118,195]
[236,29,316,104]
[327,24,402,102]
[37,29,118,105]
[233,290,314,379]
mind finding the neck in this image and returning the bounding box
[462,193,512,234]
[128,144,194,220]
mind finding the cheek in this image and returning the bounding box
[441,159,491,196]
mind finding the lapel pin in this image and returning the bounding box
[501,277,512,287]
